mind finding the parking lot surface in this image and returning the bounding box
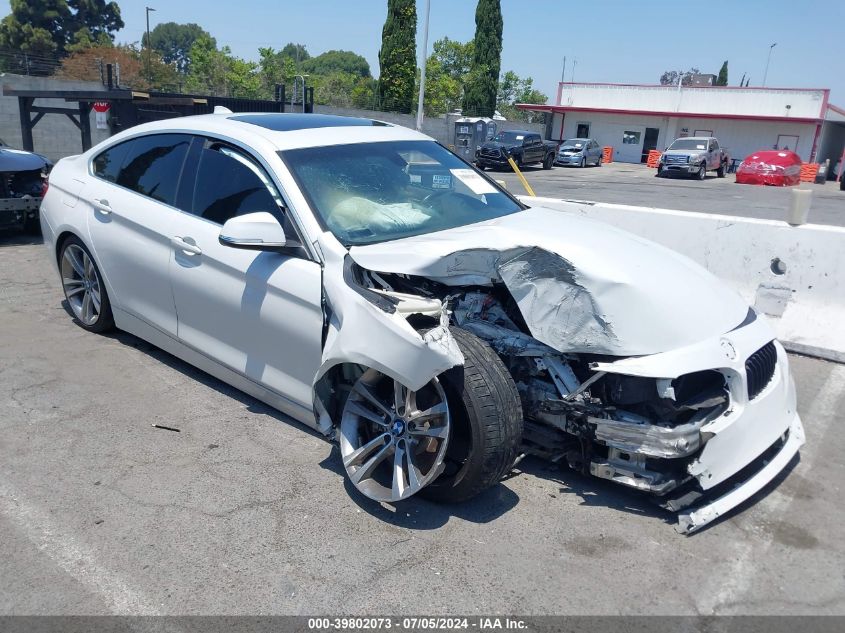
[1,230,844,616]
[499,162,844,227]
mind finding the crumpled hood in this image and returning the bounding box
[349,206,750,357]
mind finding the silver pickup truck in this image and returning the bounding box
[658,136,730,180]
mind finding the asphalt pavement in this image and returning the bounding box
[497,161,844,227]
[1,233,843,616]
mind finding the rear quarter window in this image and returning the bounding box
[92,141,131,183]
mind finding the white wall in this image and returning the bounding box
[557,110,818,163]
[559,83,826,119]
[674,117,817,161]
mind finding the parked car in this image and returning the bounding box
[41,113,804,533]
[658,136,730,180]
[0,140,52,233]
[475,130,557,170]
[555,138,603,167]
[735,150,803,187]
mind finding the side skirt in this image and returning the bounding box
[113,308,321,433]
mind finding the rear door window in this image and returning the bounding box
[115,134,192,207]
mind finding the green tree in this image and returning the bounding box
[431,36,473,80]
[258,47,296,99]
[0,0,123,74]
[66,0,122,44]
[497,70,547,122]
[185,34,231,96]
[463,0,503,117]
[716,60,728,86]
[378,0,417,113]
[280,42,309,63]
[144,22,213,74]
[659,67,701,86]
[302,49,371,78]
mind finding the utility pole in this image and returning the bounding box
[561,56,566,83]
[762,42,777,87]
[145,6,156,87]
[415,0,431,131]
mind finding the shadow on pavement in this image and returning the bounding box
[319,443,520,530]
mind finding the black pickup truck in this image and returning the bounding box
[475,130,558,170]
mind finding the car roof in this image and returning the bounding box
[96,112,433,153]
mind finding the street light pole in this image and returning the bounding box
[145,6,156,87]
[415,0,431,131]
[762,42,777,87]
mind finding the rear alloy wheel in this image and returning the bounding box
[697,163,706,180]
[340,369,451,502]
[60,237,114,332]
[717,161,726,178]
[597,156,603,167]
[543,153,554,170]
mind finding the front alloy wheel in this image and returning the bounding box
[340,369,450,502]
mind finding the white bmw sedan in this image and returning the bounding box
[41,113,804,532]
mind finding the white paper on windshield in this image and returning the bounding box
[450,168,497,194]
[515,135,525,140]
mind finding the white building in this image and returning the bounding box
[520,82,845,167]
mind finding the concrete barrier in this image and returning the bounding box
[520,196,845,363]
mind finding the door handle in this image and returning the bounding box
[171,236,202,256]
[93,198,112,214]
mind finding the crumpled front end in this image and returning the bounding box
[319,207,803,531]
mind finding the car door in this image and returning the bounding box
[709,139,720,169]
[86,133,193,336]
[167,136,323,410]
[529,135,544,162]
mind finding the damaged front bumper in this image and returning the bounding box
[591,320,805,533]
[677,412,804,533]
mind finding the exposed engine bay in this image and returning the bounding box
[351,263,745,512]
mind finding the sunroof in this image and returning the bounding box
[229,113,390,132]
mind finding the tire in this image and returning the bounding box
[697,163,706,180]
[580,157,587,168]
[841,177,845,191]
[657,165,664,178]
[542,153,554,170]
[421,327,523,503]
[59,235,114,333]
[716,161,726,178]
[597,156,603,167]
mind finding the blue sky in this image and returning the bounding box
[11,0,845,105]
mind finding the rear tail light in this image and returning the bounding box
[41,173,49,197]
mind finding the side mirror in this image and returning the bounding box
[219,212,289,251]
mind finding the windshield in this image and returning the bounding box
[561,139,586,149]
[491,131,526,144]
[669,138,708,150]
[281,140,523,246]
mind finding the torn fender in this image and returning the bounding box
[314,247,463,427]
[350,206,750,356]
